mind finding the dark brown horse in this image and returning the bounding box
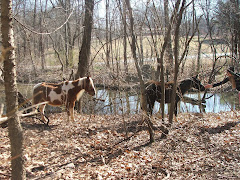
[144,75,205,116]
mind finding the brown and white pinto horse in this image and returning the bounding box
[33,76,96,123]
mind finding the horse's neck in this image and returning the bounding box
[178,79,192,95]
[74,78,86,91]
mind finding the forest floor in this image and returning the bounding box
[1,66,240,179]
[1,110,240,179]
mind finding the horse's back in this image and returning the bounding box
[33,82,60,104]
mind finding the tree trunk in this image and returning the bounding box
[75,0,94,113]
[123,1,128,74]
[164,0,173,77]
[75,0,94,78]
[157,0,181,121]
[105,0,110,68]
[64,0,72,67]
[1,0,25,178]
[125,0,154,143]
[169,0,186,125]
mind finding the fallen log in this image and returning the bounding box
[0,102,48,125]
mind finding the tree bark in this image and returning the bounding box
[1,0,25,178]
[105,0,110,68]
[123,1,128,74]
[124,0,154,142]
[156,0,181,121]
[75,0,94,78]
[169,0,186,125]
[164,0,173,77]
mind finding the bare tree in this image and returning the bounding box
[1,0,25,178]
[116,0,128,74]
[124,0,154,142]
[122,1,128,74]
[169,0,194,125]
[164,0,174,79]
[75,0,94,78]
[215,0,240,65]
[105,0,110,68]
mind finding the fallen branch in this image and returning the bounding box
[92,97,105,102]
[0,102,48,125]
[18,102,48,114]
[182,96,206,105]
[20,111,39,117]
[0,116,8,124]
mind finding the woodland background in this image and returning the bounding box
[1,0,240,179]
[2,0,240,81]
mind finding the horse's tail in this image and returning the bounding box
[140,91,145,110]
[17,91,33,113]
[141,83,152,113]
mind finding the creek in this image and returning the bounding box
[94,89,240,115]
[0,84,239,115]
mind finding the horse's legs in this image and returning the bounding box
[67,101,75,121]
[174,102,178,116]
[147,97,155,115]
[174,101,178,121]
[238,91,240,104]
[39,104,47,122]
[69,101,75,121]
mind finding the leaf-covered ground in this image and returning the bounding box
[1,111,240,179]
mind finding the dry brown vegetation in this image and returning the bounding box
[1,110,240,179]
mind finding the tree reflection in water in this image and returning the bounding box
[1,85,239,115]
[93,90,240,115]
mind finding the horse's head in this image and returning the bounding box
[191,75,205,91]
[84,76,96,96]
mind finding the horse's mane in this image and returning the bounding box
[146,80,174,88]
[42,81,64,88]
[146,80,160,85]
[179,78,192,85]
[40,77,90,89]
[146,77,196,89]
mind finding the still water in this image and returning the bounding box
[93,89,240,115]
[0,84,239,115]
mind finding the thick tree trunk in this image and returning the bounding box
[75,0,94,78]
[1,0,25,179]
[75,0,94,113]
[164,0,174,77]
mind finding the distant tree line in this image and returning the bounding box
[0,0,239,77]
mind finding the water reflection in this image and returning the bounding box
[179,91,240,113]
[92,89,140,115]
[0,84,239,115]
[93,89,240,115]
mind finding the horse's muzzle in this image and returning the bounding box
[200,86,206,91]
[89,90,96,96]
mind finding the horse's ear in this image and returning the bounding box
[86,74,91,79]
[86,76,90,83]
[194,74,198,79]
